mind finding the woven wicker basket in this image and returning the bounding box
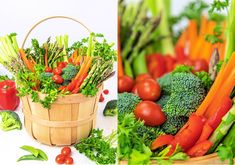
[21,16,103,146]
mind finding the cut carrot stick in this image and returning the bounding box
[19,48,34,72]
[72,50,78,63]
[188,20,198,56]
[74,56,92,80]
[44,48,48,67]
[118,42,124,77]
[176,28,188,49]
[199,15,208,36]
[190,36,204,59]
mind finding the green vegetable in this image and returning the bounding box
[40,72,53,81]
[0,75,11,81]
[61,63,79,81]
[158,73,172,95]
[195,71,213,92]
[103,100,117,116]
[118,92,141,119]
[208,105,235,153]
[56,35,69,61]
[205,24,224,44]
[0,110,22,131]
[17,145,48,162]
[161,116,188,135]
[74,129,117,165]
[172,65,193,74]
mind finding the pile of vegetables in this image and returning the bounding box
[118,0,235,164]
[0,33,116,109]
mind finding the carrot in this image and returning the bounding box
[199,15,208,36]
[72,50,78,63]
[74,56,92,80]
[196,64,226,116]
[72,73,88,93]
[19,48,34,72]
[44,47,48,67]
[118,46,124,77]
[188,20,198,55]
[190,36,204,59]
[176,28,187,48]
[75,55,82,64]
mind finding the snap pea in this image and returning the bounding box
[20,145,39,157]
[17,154,45,162]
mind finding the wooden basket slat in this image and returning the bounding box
[71,103,79,144]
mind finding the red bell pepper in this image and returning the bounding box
[0,80,20,111]
[186,140,213,157]
[168,114,204,154]
[151,135,174,150]
[196,122,214,144]
[207,96,233,129]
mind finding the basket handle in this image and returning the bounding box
[21,16,92,48]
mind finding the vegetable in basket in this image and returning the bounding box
[0,110,22,131]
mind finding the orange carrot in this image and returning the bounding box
[19,48,34,72]
[176,28,187,48]
[72,50,78,63]
[74,56,92,80]
[199,15,208,36]
[44,47,48,67]
[188,20,198,55]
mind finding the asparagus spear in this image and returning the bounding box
[208,105,235,153]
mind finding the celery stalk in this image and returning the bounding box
[225,0,235,61]
[132,51,148,76]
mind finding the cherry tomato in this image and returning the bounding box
[175,45,187,61]
[53,67,63,75]
[193,59,209,72]
[118,75,134,93]
[137,79,161,101]
[186,140,213,157]
[131,84,138,96]
[151,135,174,150]
[45,67,53,73]
[99,93,104,102]
[52,75,64,84]
[136,73,152,83]
[58,62,68,69]
[103,89,109,95]
[164,55,176,72]
[134,101,166,126]
[182,59,194,67]
[146,54,167,78]
[65,156,74,164]
[61,146,71,156]
[55,154,65,164]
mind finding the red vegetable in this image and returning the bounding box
[164,55,176,72]
[137,79,161,101]
[72,73,88,94]
[136,73,152,83]
[196,122,213,144]
[170,114,204,153]
[118,75,134,93]
[131,84,138,96]
[193,59,209,72]
[58,62,68,69]
[0,80,20,111]
[207,96,232,129]
[147,54,166,78]
[53,67,63,75]
[99,93,104,102]
[103,89,109,95]
[151,135,174,150]
[52,75,64,84]
[61,146,71,156]
[134,101,166,126]
[55,154,65,164]
[45,67,53,73]
[186,140,213,157]
[65,156,74,164]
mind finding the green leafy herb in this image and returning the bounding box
[74,129,117,165]
[209,0,229,14]
[0,75,11,81]
[217,145,234,165]
[195,71,213,91]
[205,24,224,44]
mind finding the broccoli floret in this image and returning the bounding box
[62,80,70,86]
[158,73,172,95]
[161,116,188,135]
[40,72,53,81]
[157,95,170,108]
[61,64,79,81]
[137,125,165,146]
[118,92,141,117]
[163,73,206,117]
[103,100,117,116]
[0,110,22,131]
[195,71,213,91]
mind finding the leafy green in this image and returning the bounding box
[217,145,234,165]
[205,24,224,44]
[195,71,213,91]
[74,129,117,165]
[0,75,11,81]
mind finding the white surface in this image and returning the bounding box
[0,0,117,164]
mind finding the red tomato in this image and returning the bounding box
[182,59,195,67]
[99,93,104,102]
[151,135,174,150]
[134,101,166,126]
[193,59,209,72]
[164,55,176,72]
[136,73,152,83]
[103,89,109,95]
[55,154,66,164]
[118,75,134,93]
[65,156,74,164]
[137,79,161,101]
[58,62,68,69]
[207,96,232,129]
[186,140,213,157]
[53,67,63,75]
[52,75,64,84]
[61,146,71,156]
[45,67,53,73]
[131,84,138,96]
[175,45,187,61]
[146,54,166,78]
[170,114,204,152]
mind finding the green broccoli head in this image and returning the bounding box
[118,92,141,118]
[161,116,188,135]
[158,73,172,95]
[103,100,117,116]
[157,95,170,108]
[0,110,22,131]
[40,72,53,81]
[61,64,79,81]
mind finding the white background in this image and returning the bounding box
[0,0,117,165]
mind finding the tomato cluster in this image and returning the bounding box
[55,146,74,164]
[45,62,68,84]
